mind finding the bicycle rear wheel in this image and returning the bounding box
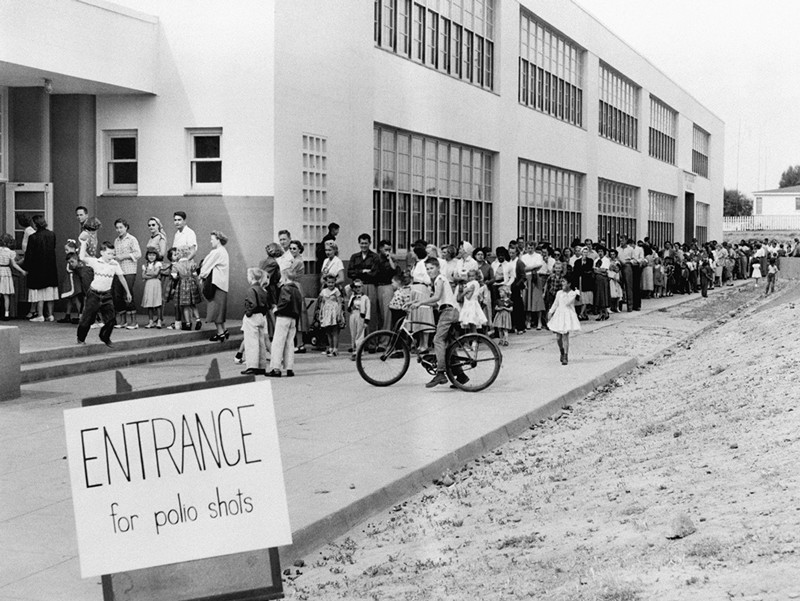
[445,333,502,392]
[355,330,411,387]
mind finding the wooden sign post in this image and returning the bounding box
[64,376,290,601]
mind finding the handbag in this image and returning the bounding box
[202,272,215,300]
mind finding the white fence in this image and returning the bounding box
[723,215,800,232]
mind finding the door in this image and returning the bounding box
[684,192,694,243]
[4,182,53,250]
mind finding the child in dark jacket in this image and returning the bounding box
[241,267,271,376]
[267,270,303,377]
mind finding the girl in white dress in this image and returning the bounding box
[0,236,27,320]
[458,269,488,333]
[547,278,581,365]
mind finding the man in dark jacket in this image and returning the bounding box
[267,270,303,377]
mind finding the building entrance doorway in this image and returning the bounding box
[4,182,53,248]
[684,192,695,244]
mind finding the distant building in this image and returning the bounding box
[0,0,724,304]
[752,185,800,215]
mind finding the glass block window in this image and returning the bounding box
[104,130,138,193]
[695,201,710,243]
[374,0,495,91]
[0,87,7,181]
[598,178,638,247]
[647,190,675,248]
[599,63,639,149]
[518,160,584,248]
[692,125,710,178]
[374,123,493,251]
[187,128,222,193]
[302,133,328,263]
[649,96,676,165]
[519,10,584,127]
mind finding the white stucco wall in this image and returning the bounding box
[755,194,800,215]
[95,0,275,198]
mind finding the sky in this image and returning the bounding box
[573,0,800,196]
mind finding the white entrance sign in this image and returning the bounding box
[64,380,291,578]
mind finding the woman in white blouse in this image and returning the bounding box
[410,245,435,351]
[199,231,230,341]
[319,240,345,290]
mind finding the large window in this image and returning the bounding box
[755,196,762,215]
[647,190,675,248]
[187,128,222,193]
[104,130,138,193]
[692,125,710,178]
[598,178,637,247]
[303,134,328,267]
[373,124,493,251]
[599,63,639,149]
[649,96,676,165]
[0,87,7,181]
[518,160,583,248]
[695,201,709,243]
[374,0,495,91]
[519,10,584,127]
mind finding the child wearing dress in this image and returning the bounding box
[458,269,488,334]
[388,271,413,331]
[347,279,371,360]
[547,278,581,365]
[764,257,778,295]
[161,247,178,328]
[240,267,270,376]
[316,273,345,356]
[653,257,665,298]
[141,249,163,328]
[172,248,202,330]
[0,234,26,320]
[751,258,762,287]
[477,275,492,333]
[492,285,513,346]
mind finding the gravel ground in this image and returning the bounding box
[285,282,800,601]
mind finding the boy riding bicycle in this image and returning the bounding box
[409,257,461,388]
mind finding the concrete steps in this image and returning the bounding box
[20,328,242,384]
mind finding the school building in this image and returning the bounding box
[0,0,724,304]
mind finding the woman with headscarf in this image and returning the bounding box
[199,230,230,341]
[145,217,168,260]
[24,215,59,321]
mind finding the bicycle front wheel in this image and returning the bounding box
[445,333,502,392]
[355,330,411,387]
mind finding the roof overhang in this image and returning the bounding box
[0,0,158,96]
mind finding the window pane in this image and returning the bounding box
[112,162,137,185]
[195,161,222,183]
[194,136,220,159]
[112,137,136,160]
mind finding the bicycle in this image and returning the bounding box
[355,312,502,392]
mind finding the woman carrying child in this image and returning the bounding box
[458,268,488,334]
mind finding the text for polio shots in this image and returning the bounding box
[64,382,292,577]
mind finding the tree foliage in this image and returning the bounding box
[723,189,752,217]
[779,165,800,188]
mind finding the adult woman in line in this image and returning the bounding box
[593,246,611,321]
[507,243,527,334]
[490,245,510,317]
[535,246,556,330]
[200,231,230,341]
[24,215,59,321]
[285,240,308,353]
[577,246,595,320]
[474,246,494,326]
[426,244,447,272]
[520,241,543,329]
[640,242,654,299]
[112,218,142,328]
[145,217,168,260]
[319,240,345,290]
[18,214,37,254]
[409,244,435,351]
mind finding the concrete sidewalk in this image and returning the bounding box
[0,281,772,601]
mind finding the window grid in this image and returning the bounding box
[519,10,584,127]
[649,96,676,165]
[302,134,328,263]
[187,128,222,193]
[599,63,639,149]
[692,125,710,178]
[374,124,493,251]
[374,0,495,92]
[518,160,584,248]
[598,178,637,246]
[647,190,675,247]
[105,130,138,193]
[695,201,710,244]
